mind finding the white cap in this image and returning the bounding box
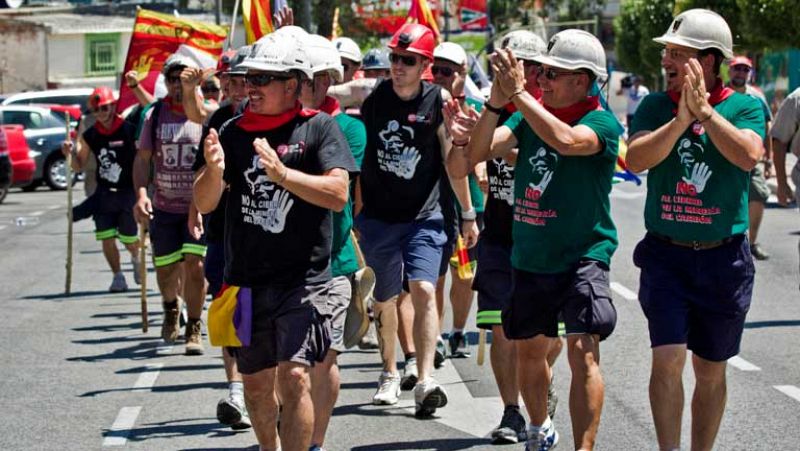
[333,37,363,63]
[653,9,734,59]
[533,29,607,78]
[434,42,467,66]
[162,54,199,75]
[239,33,313,79]
[501,30,547,61]
[305,35,344,83]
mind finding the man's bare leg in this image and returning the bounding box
[490,325,519,406]
[310,350,339,448]
[101,238,122,273]
[690,355,727,451]
[516,335,552,425]
[650,345,687,451]
[182,254,206,320]
[408,280,438,381]
[397,291,416,356]
[567,334,604,451]
[275,362,314,451]
[372,297,399,374]
[242,367,280,450]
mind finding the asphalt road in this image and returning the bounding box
[1,179,799,451]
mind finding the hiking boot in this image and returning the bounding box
[750,243,769,260]
[400,357,418,391]
[372,372,401,405]
[109,272,128,293]
[185,318,205,355]
[434,336,447,368]
[217,395,251,430]
[414,377,448,418]
[161,300,181,343]
[491,405,526,444]
[448,331,471,358]
[547,375,558,419]
[524,420,559,451]
[131,255,142,285]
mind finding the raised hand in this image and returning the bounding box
[683,59,713,121]
[253,138,287,183]
[273,6,294,29]
[491,49,526,98]
[180,67,203,90]
[204,128,225,174]
[442,99,479,144]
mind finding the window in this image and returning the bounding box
[86,34,120,76]
[2,111,43,129]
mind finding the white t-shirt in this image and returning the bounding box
[771,87,800,157]
[625,85,650,115]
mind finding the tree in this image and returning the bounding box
[613,0,674,87]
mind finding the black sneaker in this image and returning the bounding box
[750,243,769,260]
[448,331,471,358]
[491,405,526,444]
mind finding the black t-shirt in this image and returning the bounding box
[438,167,458,241]
[360,79,444,223]
[219,112,357,288]
[82,120,137,191]
[193,103,235,243]
[482,108,515,247]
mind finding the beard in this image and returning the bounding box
[730,78,746,88]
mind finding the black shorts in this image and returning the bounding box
[503,260,617,341]
[634,233,755,362]
[93,187,137,245]
[235,281,333,374]
[150,209,206,268]
[474,239,511,330]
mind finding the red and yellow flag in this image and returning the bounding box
[118,9,227,111]
[408,0,441,40]
[242,0,275,44]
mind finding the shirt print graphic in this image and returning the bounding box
[490,158,514,206]
[527,147,557,198]
[514,147,559,227]
[659,137,720,225]
[377,120,421,179]
[241,155,294,233]
[97,147,122,184]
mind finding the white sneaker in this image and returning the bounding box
[400,357,418,391]
[413,377,448,418]
[524,419,559,451]
[373,372,401,405]
[109,272,128,292]
[131,255,142,285]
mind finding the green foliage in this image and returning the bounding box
[613,0,674,86]
[734,0,800,50]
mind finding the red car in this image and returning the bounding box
[1,124,36,185]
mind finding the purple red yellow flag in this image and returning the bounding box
[408,0,441,40]
[118,9,227,112]
[242,0,275,44]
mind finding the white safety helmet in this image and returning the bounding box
[272,25,310,42]
[226,45,252,75]
[239,33,313,79]
[501,30,547,62]
[653,8,734,59]
[434,42,467,66]
[533,29,607,79]
[333,37,363,64]
[162,53,199,75]
[305,35,344,83]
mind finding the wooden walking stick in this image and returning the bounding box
[64,112,73,295]
[140,225,148,333]
[477,328,486,366]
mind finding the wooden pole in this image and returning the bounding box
[477,329,486,366]
[64,112,73,295]
[140,225,149,333]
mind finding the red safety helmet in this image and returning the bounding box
[388,23,435,61]
[88,86,116,109]
[216,49,237,74]
[729,55,753,68]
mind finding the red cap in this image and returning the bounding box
[729,55,753,68]
[88,86,116,109]
[216,49,237,74]
[388,23,436,60]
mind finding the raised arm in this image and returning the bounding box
[193,128,226,214]
[327,78,378,108]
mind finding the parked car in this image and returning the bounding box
[2,125,36,186]
[1,88,93,110]
[0,105,75,190]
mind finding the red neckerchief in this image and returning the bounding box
[544,96,601,124]
[318,96,341,117]
[667,78,734,113]
[163,97,185,115]
[504,87,543,114]
[95,115,125,136]
[237,102,318,132]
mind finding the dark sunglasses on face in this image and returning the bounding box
[389,53,419,67]
[245,72,293,87]
[166,74,182,84]
[91,104,113,114]
[537,66,584,80]
[202,86,220,94]
[431,65,455,77]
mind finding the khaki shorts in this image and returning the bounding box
[749,162,770,203]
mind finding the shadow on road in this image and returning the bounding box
[81,381,228,397]
[350,437,488,450]
[744,319,800,329]
[104,418,250,444]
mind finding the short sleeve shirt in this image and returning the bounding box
[771,87,800,156]
[630,92,766,241]
[331,113,366,277]
[219,112,357,288]
[82,120,137,191]
[138,104,203,214]
[504,109,620,274]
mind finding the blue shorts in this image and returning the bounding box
[93,187,138,245]
[473,239,511,330]
[503,260,617,341]
[150,209,207,268]
[634,233,755,362]
[356,213,447,302]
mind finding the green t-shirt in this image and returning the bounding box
[331,113,366,277]
[504,109,620,274]
[630,92,766,241]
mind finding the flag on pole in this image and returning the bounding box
[242,0,276,44]
[408,0,441,40]
[118,9,227,112]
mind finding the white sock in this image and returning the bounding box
[229,381,244,399]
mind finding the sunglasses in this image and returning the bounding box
[91,104,113,114]
[202,86,220,94]
[431,65,455,77]
[537,66,585,80]
[660,48,699,60]
[245,72,293,87]
[165,74,182,84]
[389,53,419,67]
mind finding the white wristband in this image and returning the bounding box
[461,208,477,221]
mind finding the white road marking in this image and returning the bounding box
[610,282,638,301]
[47,204,61,210]
[774,385,800,403]
[132,363,164,390]
[0,225,6,231]
[102,406,142,446]
[29,210,45,216]
[728,356,761,371]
